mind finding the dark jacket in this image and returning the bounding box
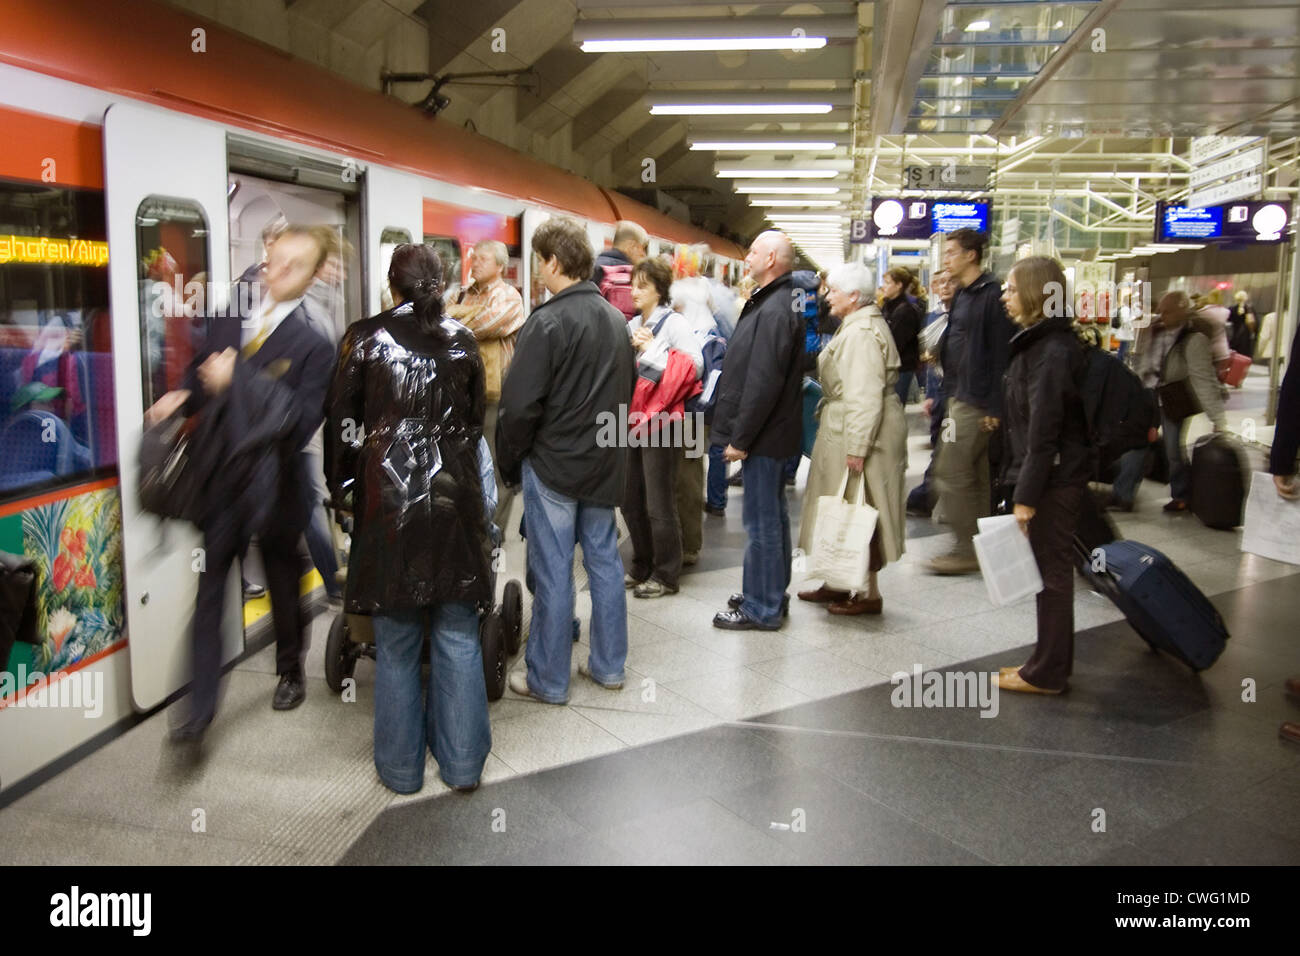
[496,281,635,507]
[184,306,334,535]
[1270,325,1300,477]
[940,270,1015,418]
[709,272,805,459]
[591,247,632,289]
[1002,313,1092,508]
[326,304,493,612]
[882,293,923,373]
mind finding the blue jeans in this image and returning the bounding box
[371,602,490,792]
[706,442,728,510]
[1113,446,1147,505]
[1163,412,1191,501]
[521,459,627,702]
[739,455,791,626]
[303,451,339,597]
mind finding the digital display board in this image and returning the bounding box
[869,197,990,240]
[1156,200,1291,244]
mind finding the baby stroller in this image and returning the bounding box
[322,440,524,701]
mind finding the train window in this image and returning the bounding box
[378,227,410,311]
[136,197,209,411]
[423,235,462,305]
[0,178,116,500]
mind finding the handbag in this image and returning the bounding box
[809,469,879,592]
[138,411,204,522]
[1156,378,1200,423]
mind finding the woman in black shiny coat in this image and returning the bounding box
[326,244,493,793]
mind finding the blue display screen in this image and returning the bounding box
[931,201,989,234]
[1159,204,1223,241]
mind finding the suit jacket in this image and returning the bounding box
[184,305,335,534]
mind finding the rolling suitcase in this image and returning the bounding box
[1074,539,1228,671]
[1190,433,1248,530]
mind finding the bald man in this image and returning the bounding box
[709,231,806,630]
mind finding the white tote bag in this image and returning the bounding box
[810,470,879,592]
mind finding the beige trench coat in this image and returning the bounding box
[798,305,908,564]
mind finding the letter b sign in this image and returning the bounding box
[849,220,868,243]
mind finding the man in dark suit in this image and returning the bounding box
[150,227,334,736]
[709,231,804,631]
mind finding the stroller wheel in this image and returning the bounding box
[480,608,508,702]
[503,579,523,655]
[324,614,357,694]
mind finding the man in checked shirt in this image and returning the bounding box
[454,239,526,533]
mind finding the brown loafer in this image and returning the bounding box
[827,595,883,615]
[1281,722,1300,745]
[996,671,1064,695]
[797,584,851,603]
[1284,676,1300,700]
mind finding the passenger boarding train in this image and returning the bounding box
[0,0,744,794]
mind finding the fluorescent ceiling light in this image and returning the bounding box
[652,103,834,115]
[1053,20,1065,29]
[764,213,845,221]
[690,141,840,151]
[583,37,826,52]
[964,20,991,32]
[717,169,841,178]
[750,199,843,207]
[734,185,843,195]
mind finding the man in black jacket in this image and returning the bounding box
[149,227,335,735]
[710,231,804,630]
[930,228,1015,574]
[498,217,635,703]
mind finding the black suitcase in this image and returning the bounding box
[1073,539,1228,671]
[1189,433,1248,530]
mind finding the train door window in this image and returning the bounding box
[0,179,115,500]
[378,228,410,312]
[136,197,209,413]
[423,235,462,305]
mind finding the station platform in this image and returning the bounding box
[1,366,1296,866]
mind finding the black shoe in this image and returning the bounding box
[712,608,780,631]
[242,579,266,601]
[727,474,743,487]
[169,719,209,744]
[272,673,306,711]
[449,780,480,793]
[727,593,789,618]
[703,504,726,517]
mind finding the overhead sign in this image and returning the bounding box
[849,219,870,244]
[903,164,990,190]
[1189,135,1261,166]
[868,197,990,241]
[1156,200,1292,244]
[1189,146,1265,191]
[1187,172,1262,210]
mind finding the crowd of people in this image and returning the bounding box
[148,216,1300,792]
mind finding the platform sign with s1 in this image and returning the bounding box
[904,164,990,190]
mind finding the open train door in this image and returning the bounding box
[103,102,241,711]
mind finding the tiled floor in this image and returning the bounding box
[2,370,1297,865]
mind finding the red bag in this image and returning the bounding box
[598,264,636,320]
[1218,351,1251,388]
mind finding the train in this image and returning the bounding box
[0,0,744,795]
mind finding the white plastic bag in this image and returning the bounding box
[809,470,879,592]
[973,514,1043,607]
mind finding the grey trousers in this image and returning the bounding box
[934,398,992,556]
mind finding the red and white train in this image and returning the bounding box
[0,0,744,794]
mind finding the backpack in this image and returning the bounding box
[1078,346,1157,474]
[687,333,727,416]
[791,270,830,357]
[599,263,636,320]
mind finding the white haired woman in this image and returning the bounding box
[797,261,908,615]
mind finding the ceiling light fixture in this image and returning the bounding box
[750,199,843,207]
[582,37,826,52]
[964,20,991,32]
[573,15,856,54]
[689,141,840,152]
[734,186,843,195]
[717,169,843,178]
[652,103,834,115]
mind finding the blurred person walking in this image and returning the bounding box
[880,266,924,407]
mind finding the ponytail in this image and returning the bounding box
[388,243,446,335]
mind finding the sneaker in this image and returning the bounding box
[682,551,699,566]
[634,580,678,599]
[578,661,623,690]
[725,592,789,618]
[925,552,980,575]
[624,573,647,588]
[712,608,780,631]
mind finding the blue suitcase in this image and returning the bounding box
[1076,540,1228,671]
